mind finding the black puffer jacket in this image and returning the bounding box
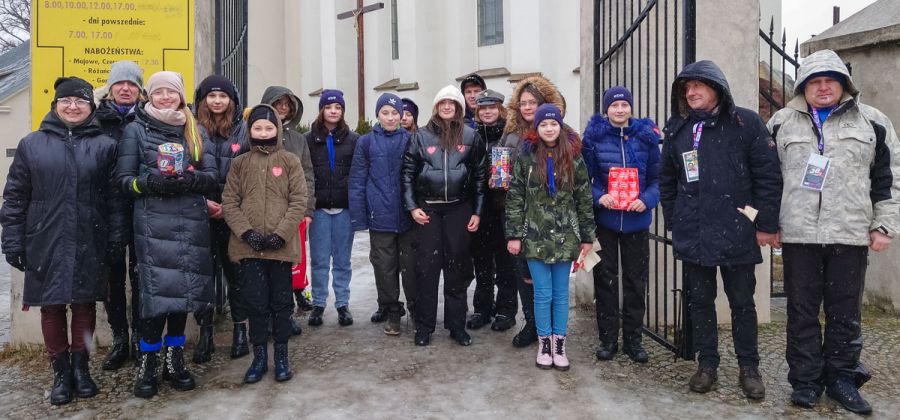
[0,112,124,306]
[192,88,248,204]
[475,119,508,211]
[95,99,138,238]
[401,124,487,215]
[305,122,358,209]
[114,106,219,318]
[659,60,782,266]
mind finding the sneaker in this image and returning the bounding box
[490,314,516,331]
[826,377,872,415]
[536,336,553,369]
[689,365,718,393]
[308,306,324,326]
[337,306,354,326]
[466,313,490,330]
[551,334,570,371]
[449,329,472,346]
[738,365,766,400]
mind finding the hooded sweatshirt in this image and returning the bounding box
[222,104,309,263]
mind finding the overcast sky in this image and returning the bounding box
[782,0,878,44]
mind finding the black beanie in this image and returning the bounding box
[53,76,95,108]
[197,75,238,102]
[248,106,280,128]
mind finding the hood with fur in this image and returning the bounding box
[505,76,567,136]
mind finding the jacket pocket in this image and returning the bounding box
[779,136,813,169]
[837,129,875,167]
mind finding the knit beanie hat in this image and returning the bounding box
[802,70,848,91]
[433,85,465,110]
[375,93,403,115]
[459,73,486,92]
[248,106,280,128]
[53,77,95,109]
[146,71,186,105]
[402,97,419,123]
[197,75,238,102]
[106,60,144,89]
[319,89,345,110]
[533,103,563,129]
[603,86,633,113]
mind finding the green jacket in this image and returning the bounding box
[505,147,596,263]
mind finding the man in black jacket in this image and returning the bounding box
[460,73,486,129]
[659,60,782,400]
[94,60,144,371]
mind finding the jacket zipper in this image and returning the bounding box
[807,112,824,225]
[444,146,449,201]
[619,127,626,232]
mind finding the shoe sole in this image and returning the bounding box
[169,381,196,392]
[743,390,766,400]
[384,329,401,336]
[308,319,323,326]
[536,363,553,370]
[339,321,354,326]
[826,395,872,415]
[689,384,715,393]
[275,373,293,382]
[553,364,570,371]
[133,388,158,399]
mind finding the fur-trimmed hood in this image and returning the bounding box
[504,76,567,136]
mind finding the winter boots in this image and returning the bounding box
[49,351,74,405]
[192,323,215,364]
[308,306,325,326]
[244,345,268,384]
[552,335,570,371]
[595,342,618,361]
[71,352,99,398]
[623,337,649,363]
[512,317,538,348]
[536,337,553,369]
[162,336,196,391]
[294,289,314,312]
[102,330,130,370]
[689,365,718,393]
[739,365,766,400]
[384,310,402,336]
[490,314,516,331]
[133,350,159,399]
[290,318,303,336]
[466,312,491,330]
[370,306,386,323]
[337,306,354,326]
[273,343,292,382]
[231,322,250,358]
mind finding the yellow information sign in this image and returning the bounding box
[30,0,195,129]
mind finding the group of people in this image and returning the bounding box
[0,47,896,415]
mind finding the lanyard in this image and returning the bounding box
[810,106,830,155]
[691,122,704,150]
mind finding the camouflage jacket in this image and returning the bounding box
[504,150,596,263]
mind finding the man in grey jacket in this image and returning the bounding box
[768,49,900,415]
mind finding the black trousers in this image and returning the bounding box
[414,201,474,333]
[471,207,518,318]
[517,259,534,322]
[141,313,188,345]
[783,243,870,392]
[241,258,294,345]
[594,227,649,344]
[104,240,138,335]
[684,262,759,368]
[195,219,246,325]
[370,230,416,314]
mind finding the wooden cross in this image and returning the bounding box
[337,1,385,123]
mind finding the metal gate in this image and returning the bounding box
[593,0,696,359]
[215,0,248,101]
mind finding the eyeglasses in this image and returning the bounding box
[58,98,91,108]
[150,88,180,98]
[519,100,539,108]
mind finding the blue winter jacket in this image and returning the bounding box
[582,116,661,233]
[349,123,413,233]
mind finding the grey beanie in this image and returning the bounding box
[107,60,144,89]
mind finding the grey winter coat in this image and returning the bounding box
[768,49,900,245]
[261,86,316,218]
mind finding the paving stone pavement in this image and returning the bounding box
[0,233,898,419]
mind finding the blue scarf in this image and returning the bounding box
[113,102,134,116]
[547,153,557,198]
[326,131,336,173]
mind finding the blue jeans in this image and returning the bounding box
[309,209,354,308]
[528,260,572,337]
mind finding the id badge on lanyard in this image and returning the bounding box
[801,107,832,191]
[682,122,703,182]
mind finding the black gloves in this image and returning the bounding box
[178,171,200,194]
[265,234,285,250]
[242,230,266,252]
[5,252,25,271]
[138,173,181,195]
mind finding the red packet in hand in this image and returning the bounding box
[608,167,640,210]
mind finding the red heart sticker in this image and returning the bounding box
[231,143,241,154]
[272,166,283,177]
[457,145,466,153]
[426,146,437,155]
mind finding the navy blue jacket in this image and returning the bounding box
[349,124,413,233]
[583,116,661,233]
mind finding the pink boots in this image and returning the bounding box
[552,334,569,371]
[536,336,553,369]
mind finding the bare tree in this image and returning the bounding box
[0,0,29,53]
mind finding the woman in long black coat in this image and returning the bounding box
[0,77,124,405]
[114,71,218,399]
